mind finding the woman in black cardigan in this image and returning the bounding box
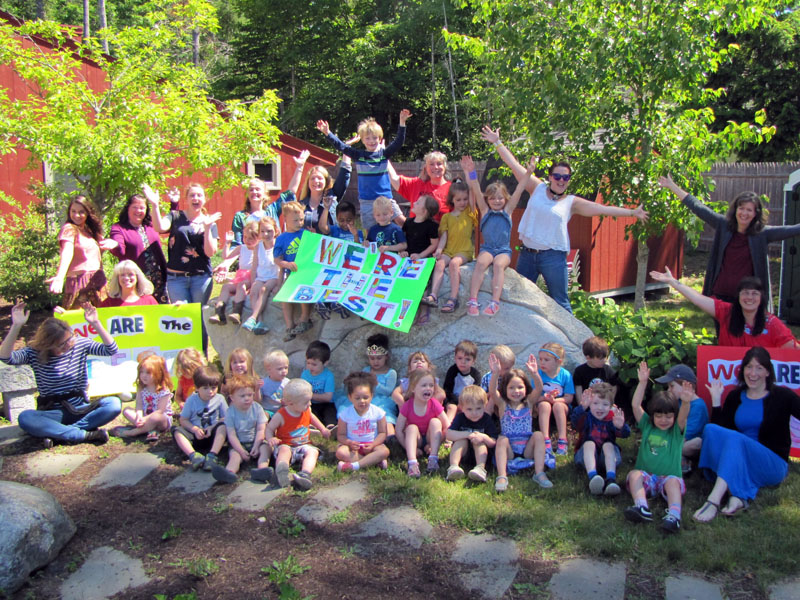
[694,347,800,522]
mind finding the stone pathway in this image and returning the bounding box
[6,440,800,600]
[60,546,149,600]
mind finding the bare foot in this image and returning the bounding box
[693,500,719,523]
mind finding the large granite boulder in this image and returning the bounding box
[0,481,76,593]
[206,263,594,380]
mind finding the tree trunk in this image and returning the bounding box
[83,0,90,39]
[35,0,45,19]
[97,0,109,53]
[193,28,200,66]
[634,240,649,310]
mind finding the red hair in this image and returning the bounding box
[137,355,173,393]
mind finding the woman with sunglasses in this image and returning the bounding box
[482,126,648,312]
[0,302,121,447]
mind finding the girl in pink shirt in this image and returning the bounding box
[395,368,450,478]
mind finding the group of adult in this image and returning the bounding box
[4,124,800,520]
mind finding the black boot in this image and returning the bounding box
[228,301,245,325]
[208,301,227,325]
[84,429,109,444]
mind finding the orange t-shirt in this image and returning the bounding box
[59,224,102,275]
[275,406,311,446]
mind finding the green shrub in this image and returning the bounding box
[0,195,59,310]
[570,290,714,383]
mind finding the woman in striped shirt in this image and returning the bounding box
[0,303,121,447]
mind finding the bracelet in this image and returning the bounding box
[492,141,502,148]
[468,171,478,180]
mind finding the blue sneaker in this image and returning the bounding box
[556,438,568,455]
[545,449,556,471]
[241,317,257,332]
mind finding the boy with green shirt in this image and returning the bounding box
[624,361,691,534]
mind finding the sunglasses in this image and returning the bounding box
[550,173,571,182]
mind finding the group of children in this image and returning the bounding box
[208,110,536,344]
[111,332,709,533]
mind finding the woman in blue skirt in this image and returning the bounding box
[693,347,800,522]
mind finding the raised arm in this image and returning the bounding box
[524,354,543,403]
[460,155,486,215]
[480,126,542,193]
[319,196,333,235]
[83,303,114,346]
[143,184,171,233]
[572,197,649,221]
[676,381,693,432]
[286,150,310,197]
[0,303,29,360]
[631,361,650,423]
[387,160,401,191]
[649,266,716,317]
[658,174,724,226]
[507,157,536,214]
[203,214,221,258]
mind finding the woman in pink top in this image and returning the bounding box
[395,368,450,478]
[48,196,114,309]
[101,261,158,307]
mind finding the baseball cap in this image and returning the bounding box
[655,364,697,384]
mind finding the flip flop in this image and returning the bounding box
[692,499,720,523]
[722,496,749,517]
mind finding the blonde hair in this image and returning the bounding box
[174,348,206,379]
[490,344,516,369]
[373,196,394,213]
[226,348,255,378]
[184,183,207,214]
[459,385,487,407]
[357,118,383,140]
[419,151,448,181]
[485,182,511,208]
[283,378,313,404]
[259,215,279,234]
[243,178,267,212]
[281,200,304,217]
[108,260,154,298]
[242,221,260,243]
[299,165,333,202]
[541,342,565,360]
[263,348,289,367]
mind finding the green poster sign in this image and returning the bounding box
[59,304,203,397]
[273,232,434,332]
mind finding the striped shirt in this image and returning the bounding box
[1,338,118,398]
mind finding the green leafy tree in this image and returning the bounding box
[449,0,775,308]
[707,8,800,162]
[0,0,282,218]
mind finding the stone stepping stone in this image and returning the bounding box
[451,533,519,599]
[770,577,800,600]
[26,453,89,478]
[353,505,432,549]
[549,558,627,600]
[0,424,24,447]
[60,546,150,600]
[167,468,216,494]
[89,453,161,488]
[227,480,284,511]
[296,480,367,524]
[666,575,724,600]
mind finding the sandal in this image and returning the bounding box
[421,293,438,307]
[283,328,296,342]
[466,298,480,317]
[693,499,720,523]
[722,496,749,517]
[146,430,159,443]
[290,320,313,335]
[440,298,459,313]
[495,476,509,492]
[252,321,270,335]
[483,300,500,316]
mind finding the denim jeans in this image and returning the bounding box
[166,272,213,305]
[18,397,121,442]
[167,272,212,354]
[516,248,572,313]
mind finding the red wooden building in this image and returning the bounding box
[0,10,339,232]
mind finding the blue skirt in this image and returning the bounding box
[699,424,788,500]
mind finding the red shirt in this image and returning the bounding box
[397,176,451,223]
[101,295,158,307]
[714,298,796,347]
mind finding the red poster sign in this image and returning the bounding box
[697,346,800,458]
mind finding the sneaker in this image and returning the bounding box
[556,438,568,455]
[190,452,205,471]
[483,300,500,316]
[427,455,439,473]
[146,430,160,443]
[604,480,621,496]
[661,513,681,533]
[275,463,291,488]
[43,437,54,449]
[292,470,313,490]
[250,467,274,483]
[446,465,465,481]
[681,458,693,476]
[532,472,553,488]
[290,320,313,335]
[544,449,556,470]
[252,321,270,335]
[466,298,480,317]
[84,429,109,444]
[203,452,218,471]
[468,464,488,483]
[407,462,421,478]
[211,463,238,484]
[624,505,653,523]
[589,474,605,495]
[338,461,354,472]
[241,317,257,332]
